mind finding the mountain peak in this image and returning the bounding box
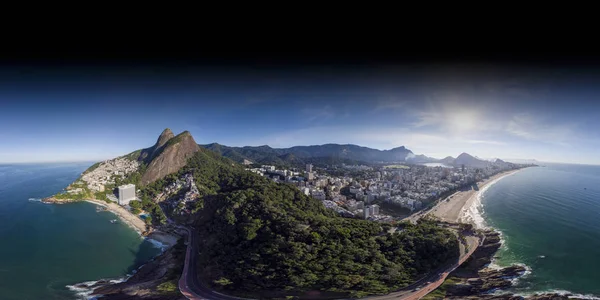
[457,152,474,158]
[156,128,175,149]
[141,129,200,186]
[390,146,408,151]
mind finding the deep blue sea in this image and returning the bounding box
[0,163,161,300]
[481,163,600,298]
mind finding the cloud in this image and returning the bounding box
[466,140,506,145]
[301,105,335,122]
[505,113,576,146]
[372,98,408,112]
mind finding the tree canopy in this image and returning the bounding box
[153,149,461,297]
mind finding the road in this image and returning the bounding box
[366,235,480,300]
[178,227,254,300]
[176,197,480,300]
[177,224,480,300]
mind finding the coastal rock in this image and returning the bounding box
[41,197,76,204]
[92,237,186,299]
[141,131,200,186]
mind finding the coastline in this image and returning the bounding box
[83,199,149,235]
[43,197,149,235]
[432,167,600,300]
[459,168,525,228]
[43,198,182,299]
[429,168,527,226]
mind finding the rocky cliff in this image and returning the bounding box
[139,128,176,164]
[140,131,200,186]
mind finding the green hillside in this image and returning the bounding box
[147,148,460,297]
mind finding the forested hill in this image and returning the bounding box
[141,146,461,297]
[200,143,414,166]
[62,129,460,297]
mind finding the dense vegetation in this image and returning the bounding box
[202,143,378,169]
[200,143,414,166]
[150,148,460,297]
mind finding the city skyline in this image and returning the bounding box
[2,64,600,165]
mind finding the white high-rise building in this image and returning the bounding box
[118,184,136,206]
[306,164,313,173]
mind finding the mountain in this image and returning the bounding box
[405,154,439,163]
[200,143,414,165]
[48,128,460,298]
[142,143,459,297]
[454,152,491,168]
[138,128,175,164]
[140,131,200,186]
[439,156,456,165]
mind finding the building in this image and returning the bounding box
[370,204,380,216]
[363,208,371,219]
[118,184,136,206]
[306,164,313,173]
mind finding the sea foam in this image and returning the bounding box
[66,278,126,300]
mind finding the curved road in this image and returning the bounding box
[178,227,254,300]
[178,226,480,300]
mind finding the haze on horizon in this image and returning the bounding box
[1,63,599,165]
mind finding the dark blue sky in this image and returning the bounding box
[2,65,600,164]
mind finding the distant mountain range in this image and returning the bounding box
[199,143,515,168]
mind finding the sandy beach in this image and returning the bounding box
[84,199,149,234]
[428,168,525,226]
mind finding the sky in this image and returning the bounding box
[1,64,600,164]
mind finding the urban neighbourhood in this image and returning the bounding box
[247,161,519,222]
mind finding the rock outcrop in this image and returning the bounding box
[442,230,586,300]
[139,128,176,164]
[140,131,199,186]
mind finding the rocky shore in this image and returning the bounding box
[439,230,584,300]
[42,196,79,204]
[71,237,187,300]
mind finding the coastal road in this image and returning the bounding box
[366,234,481,300]
[177,225,480,300]
[178,227,253,300]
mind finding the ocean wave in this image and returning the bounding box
[66,257,154,299]
[516,289,600,300]
[28,197,42,202]
[66,278,126,300]
[145,237,168,251]
[460,170,523,230]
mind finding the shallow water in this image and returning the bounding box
[481,164,600,298]
[0,163,161,300]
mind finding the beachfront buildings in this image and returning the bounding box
[245,159,524,221]
[118,184,136,206]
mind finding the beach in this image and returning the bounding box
[428,168,525,226]
[84,199,148,234]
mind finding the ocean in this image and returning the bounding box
[0,163,161,300]
[478,163,600,298]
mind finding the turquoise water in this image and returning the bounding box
[482,164,600,298]
[0,163,161,300]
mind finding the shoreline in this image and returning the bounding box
[429,168,528,226]
[82,199,149,235]
[43,198,182,299]
[459,168,525,228]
